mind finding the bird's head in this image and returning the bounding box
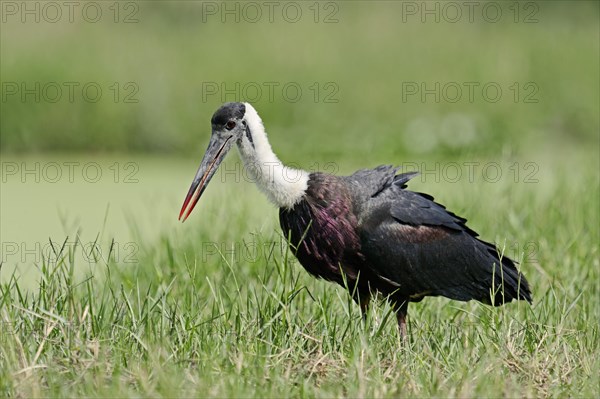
[179,102,257,221]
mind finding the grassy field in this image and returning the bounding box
[1,1,599,397]
[1,150,598,397]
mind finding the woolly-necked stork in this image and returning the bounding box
[179,102,532,336]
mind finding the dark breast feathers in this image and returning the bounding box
[279,166,532,306]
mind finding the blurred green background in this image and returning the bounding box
[1,1,599,269]
[2,1,598,158]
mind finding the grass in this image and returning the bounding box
[1,152,598,397]
[1,1,599,397]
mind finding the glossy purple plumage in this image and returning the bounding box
[279,166,532,316]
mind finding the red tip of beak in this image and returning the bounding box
[178,193,192,221]
[179,185,201,222]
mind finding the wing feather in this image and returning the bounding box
[351,167,531,304]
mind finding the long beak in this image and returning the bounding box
[179,134,234,222]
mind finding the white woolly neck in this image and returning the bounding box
[235,103,309,209]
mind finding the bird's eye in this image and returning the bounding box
[226,121,236,130]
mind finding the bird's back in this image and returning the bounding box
[280,166,532,306]
[346,166,532,305]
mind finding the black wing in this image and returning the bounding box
[350,167,531,305]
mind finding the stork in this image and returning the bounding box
[179,102,532,337]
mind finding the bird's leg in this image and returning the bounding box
[394,299,409,340]
[397,311,407,339]
[352,292,371,323]
[359,294,371,322]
